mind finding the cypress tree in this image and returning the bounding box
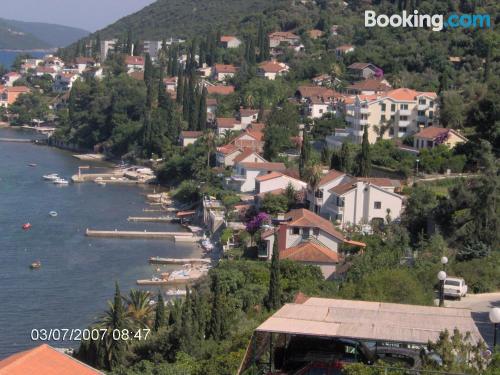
[198,87,207,131]
[357,126,371,177]
[339,142,352,173]
[144,53,153,87]
[176,70,184,105]
[261,34,270,62]
[299,131,311,179]
[107,282,126,370]
[180,287,194,352]
[208,273,225,340]
[154,291,165,331]
[266,234,282,310]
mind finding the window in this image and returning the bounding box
[391,104,396,112]
[429,111,434,119]
[374,201,382,209]
[380,103,386,111]
[400,116,408,121]
[390,115,395,121]
[302,228,310,239]
[315,190,323,198]
[429,100,434,108]
[335,213,343,221]
[419,98,426,105]
[313,228,319,236]
[380,114,386,122]
[292,227,300,235]
[399,127,407,133]
[400,104,408,110]
[417,110,425,117]
[336,196,344,207]
[389,128,394,135]
[319,109,323,114]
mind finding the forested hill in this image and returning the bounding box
[0,18,89,50]
[89,0,289,40]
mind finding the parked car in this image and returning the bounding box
[443,277,468,300]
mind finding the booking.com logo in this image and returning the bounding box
[365,10,491,31]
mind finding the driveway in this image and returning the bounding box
[441,293,500,348]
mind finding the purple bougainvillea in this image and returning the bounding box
[246,212,271,234]
[374,67,384,78]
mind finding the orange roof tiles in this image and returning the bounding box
[220,35,239,42]
[280,241,340,263]
[181,131,203,138]
[214,64,238,74]
[239,162,286,171]
[318,169,345,186]
[297,86,339,100]
[329,182,356,196]
[386,88,437,101]
[233,149,260,164]
[206,85,235,95]
[217,144,239,155]
[258,61,288,73]
[0,344,103,375]
[125,55,145,65]
[217,117,240,128]
[255,171,283,182]
[285,208,344,240]
[414,127,453,140]
[347,79,392,92]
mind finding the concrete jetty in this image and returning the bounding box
[127,216,174,223]
[85,229,192,240]
[0,137,33,143]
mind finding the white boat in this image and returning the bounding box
[53,178,69,185]
[96,181,106,186]
[49,211,58,217]
[42,173,59,181]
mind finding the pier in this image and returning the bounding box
[127,216,175,222]
[0,137,33,143]
[149,257,211,265]
[85,228,194,240]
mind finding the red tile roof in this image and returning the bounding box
[214,64,238,74]
[181,131,203,138]
[220,35,239,43]
[239,108,259,117]
[258,61,288,73]
[285,208,344,240]
[7,86,30,93]
[347,79,392,92]
[357,177,395,187]
[386,88,437,101]
[239,162,286,171]
[336,44,354,51]
[206,85,235,95]
[75,57,95,65]
[217,144,239,155]
[413,127,451,140]
[233,148,261,164]
[318,169,345,186]
[348,62,376,70]
[255,171,283,182]
[248,122,265,131]
[297,86,339,100]
[0,344,103,375]
[125,56,145,65]
[329,182,356,196]
[281,241,340,263]
[269,31,300,40]
[217,117,240,128]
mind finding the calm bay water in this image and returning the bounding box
[0,127,200,357]
[0,51,47,69]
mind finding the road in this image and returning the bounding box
[442,293,500,348]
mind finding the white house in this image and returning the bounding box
[307,97,332,119]
[226,161,286,193]
[255,172,307,195]
[257,61,289,80]
[163,76,177,92]
[53,72,80,93]
[143,40,163,60]
[327,179,403,227]
[307,169,352,215]
[125,56,145,72]
[213,64,238,81]
[43,56,64,72]
[74,57,96,73]
[260,209,346,279]
[3,72,21,87]
[413,126,468,150]
[216,117,242,135]
[239,108,259,127]
[220,36,242,49]
[216,146,266,168]
[180,131,203,147]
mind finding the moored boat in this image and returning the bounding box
[22,223,32,230]
[49,211,58,217]
[30,260,41,269]
[53,178,69,185]
[165,288,187,297]
[42,173,59,181]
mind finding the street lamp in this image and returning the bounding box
[437,270,447,307]
[441,256,448,268]
[490,308,500,349]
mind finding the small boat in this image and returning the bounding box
[49,211,58,217]
[53,178,69,185]
[28,163,37,167]
[42,173,59,181]
[96,181,106,186]
[30,261,41,269]
[22,223,32,230]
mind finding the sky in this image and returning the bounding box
[1,0,157,32]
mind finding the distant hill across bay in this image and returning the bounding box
[0,18,89,50]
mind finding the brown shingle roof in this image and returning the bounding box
[318,169,345,186]
[414,126,451,140]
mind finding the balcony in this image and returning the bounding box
[359,119,369,126]
[359,107,370,115]
[418,104,428,111]
[398,120,410,127]
[230,174,246,182]
[399,108,411,116]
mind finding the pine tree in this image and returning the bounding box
[154,291,165,331]
[266,234,282,310]
[299,131,311,179]
[198,87,207,131]
[208,273,225,340]
[357,126,371,177]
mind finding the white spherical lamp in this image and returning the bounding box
[441,256,448,265]
[437,271,447,281]
[490,308,500,324]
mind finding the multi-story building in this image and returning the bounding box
[143,40,163,60]
[345,88,438,144]
[100,39,117,61]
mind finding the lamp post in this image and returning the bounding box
[437,270,447,307]
[490,308,500,349]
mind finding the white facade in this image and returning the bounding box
[256,173,307,195]
[100,40,117,61]
[143,40,163,60]
[307,171,351,216]
[327,182,403,227]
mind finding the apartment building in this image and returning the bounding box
[345,88,438,144]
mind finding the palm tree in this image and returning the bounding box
[124,289,154,329]
[373,117,394,140]
[204,129,216,168]
[306,164,323,193]
[220,130,239,146]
